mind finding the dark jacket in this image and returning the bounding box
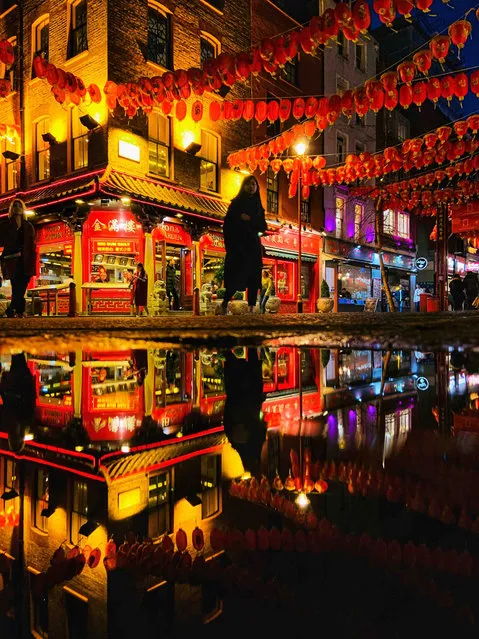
[449,277,465,300]
[166,264,177,291]
[463,272,479,301]
[133,270,148,306]
[223,194,267,292]
[0,217,36,279]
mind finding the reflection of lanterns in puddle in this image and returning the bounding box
[295,491,310,509]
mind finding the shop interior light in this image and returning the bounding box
[25,210,35,217]
[2,150,19,160]
[23,433,34,442]
[120,445,130,453]
[121,196,131,204]
[75,199,85,205]
[295,491,310,509]
[176,213,183,218]
[42,132,57,145]
[79,114,100,130]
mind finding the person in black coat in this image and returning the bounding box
[463,271,479,310]
[220,176,267,314]
[449,274,465,311]
[165,259,179,310]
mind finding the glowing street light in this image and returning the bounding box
[294,140,308,313]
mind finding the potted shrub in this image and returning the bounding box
[317,279,334,313]
[229,291,248,314]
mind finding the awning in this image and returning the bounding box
[264,248,317,262]
[0,170,103,214]
[100,169,229,221]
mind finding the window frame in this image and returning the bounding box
[354,202,363,241]
[148,110,171,178]
[199,129,219,193]
[4,134,19,192]
[35,117,51,182]
[336,74,349,96]
[67,0,88,60]
[148,471,170,539]
[337,30,348,58]
[32,16,49,74]
[34,469,49,533]
[283,58,298,86]
[266,166,279,215]
[335,196,345,239]
[71,109,89,171]
[355,42,366,71]
[200,31,220,66]
[201,454,220,519]
[383,208,410,239]
[147,3,172,70]
[336,132,347,164]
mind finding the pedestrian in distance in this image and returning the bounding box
[166,258,179,310]
[260,268,274,314]
[449,273,465,311]
[132,262,148,316]
[413,283,425,312]
[463,271,479,310]
[218,175,267,315]
[0,199,36,318]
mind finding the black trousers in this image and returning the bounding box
[167,287,179,310]
[7,262,30,316]
[225,276,259,307]
[452,296,464,311]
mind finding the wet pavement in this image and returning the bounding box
[1,311,479,353]
[0,343,479,638]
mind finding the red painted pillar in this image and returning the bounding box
[436,204,449,311]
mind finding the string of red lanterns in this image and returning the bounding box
[32,55,101,107]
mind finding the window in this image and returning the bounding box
[383,209,410,239]
[30,574,48,638]
[68,0,87,59]
[266,167,279,215]
[200,130,218,192]
[354,203,363,240]
[336,75,349,96]
[201,455,219,519]
[148,5,171,69]
[4,135,19,192]
[336,134,347,163]
[72,112,88,170]
[33,17,49,74]
[266,93,281,138]
[283,59,298,86]
[148,111,170,177]
[335,196,345,239]
[355,42,366,71]
[70,480,88,543]
[337,30,347,58]
[65,591,88,639]
[396,114,408,141]
[301,195,311,225]
[34,469,49,533]
[148,473,169,538]
[35,118,50,181]
[200,33,220,66]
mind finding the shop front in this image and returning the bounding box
[152,222,193,311]
[28,356,74,427]
[323,238,416,312]
[261,230,320,313]
[81,210,144,314]
[152,350,194,435]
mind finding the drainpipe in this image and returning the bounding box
[18,0,26,191]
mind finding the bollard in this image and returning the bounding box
[68,282,77,317]
[193,287,200,316]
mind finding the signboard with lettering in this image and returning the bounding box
[324,238,415,271]
[153,223,192,246]
[262,230,320,257]
[415,257,428,270]
[36,222,73,245]
[84,210,143,237]
[200,232,225,252]
[92,239,137,254]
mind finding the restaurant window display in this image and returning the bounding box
[34,222,74,314]
[153,222,193,310]
[82,210,144,314]
[28,356,73,427]
[200,233,226,303]
[338,264,372,308]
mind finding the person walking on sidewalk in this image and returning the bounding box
[132,263,148,316]
[0,199,36,318]
[166,258,179,310]
[260,269,274,314]
[449,273,465,311]
[219,175,267,314]
[463,271,479,310]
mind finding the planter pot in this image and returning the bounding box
[265,296,281,314]
[229,300,249,315]
[0,300,7,316]
[317,297,334,313]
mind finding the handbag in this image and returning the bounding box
[472,296,479,309]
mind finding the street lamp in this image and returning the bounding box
[294,140,308,313]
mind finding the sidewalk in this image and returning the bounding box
[0,311,477,353]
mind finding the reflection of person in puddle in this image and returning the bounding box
[223,348,266,476]
[0,353,35,452]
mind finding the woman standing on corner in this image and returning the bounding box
[132,262,148,316]
[0,199,36,318]
[219,175,267,314]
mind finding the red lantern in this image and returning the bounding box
[384,88,398,111]
[449,20,471,50]
[440,76,454,103]
[397,61,416,85]
[33,55,47,79]
[412,81,427,108]
[266,100,279,122]
[88,83,102,103]
[341,90,355,117]
[427,77,441,103]
[453,120,468,140]
[242,100,254,122]
[292,97,305,120]
[416,0,433,10]
[313,156,326,170]
[175,100,187,121]
[471,70,479,97]
[284,32,299,60]
[354,87,369,118]
[298,26,315,54]
[335,2,353,26]
[430,35,450,64]
[467,114,479,134]
[395,0,414,19]
[322,8,339,38]
[437,125,451,143]
[209,101,222,122]
[454,72,468,101]
[327,94,342,124]
[255,100,267,123]
[352,0,371,33]
[259,38,275,61]
[423,133,437,149]
[381,71,397,94]
[279,98,292,122]
[235,53,251,80]
[305,97,318,119]
[304,119,316,138]
[191,100,203,122]
[0,40,14,65]
[413,50,433,75]
[399,84,412,109]
[45,63,59,86]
